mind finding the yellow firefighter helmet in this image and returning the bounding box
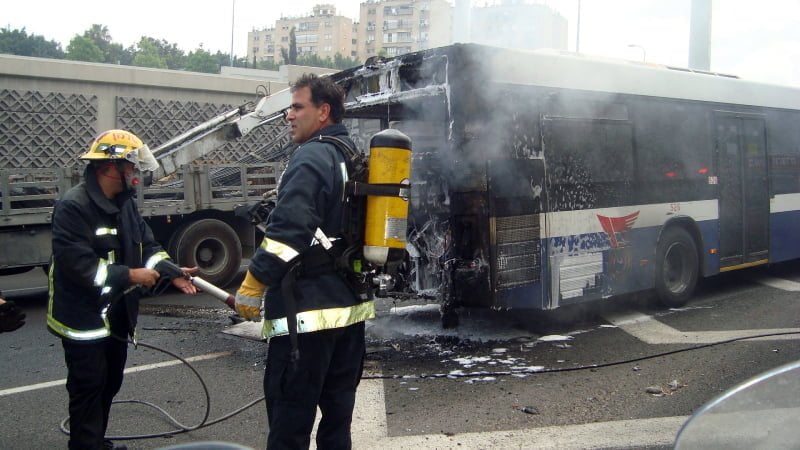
[80,129,159,172]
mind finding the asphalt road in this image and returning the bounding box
[2,262,799,449]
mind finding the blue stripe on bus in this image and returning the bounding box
[770,210,800,263]
[494,219,720,309]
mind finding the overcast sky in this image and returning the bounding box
[6,0,800,87]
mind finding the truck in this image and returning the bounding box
[0,106,291,287]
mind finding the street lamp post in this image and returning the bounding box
[230,0,235,67]
[576,0,582,52]
[627,44,646,62]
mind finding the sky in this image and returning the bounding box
[6,0,800,87]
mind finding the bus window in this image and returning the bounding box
[542,117,635,211]
[634,102,714,203]
[767,111,800,195]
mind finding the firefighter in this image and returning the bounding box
[235,73,374,449]
[48,130,197,450]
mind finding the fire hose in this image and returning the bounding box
[59,261,266,441]
[57,263,800,441]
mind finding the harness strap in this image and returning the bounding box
[281,262,302,365]
[349,181,408,198]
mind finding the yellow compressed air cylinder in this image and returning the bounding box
[363,129,412,265]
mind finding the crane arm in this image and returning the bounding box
[150,88,292,180]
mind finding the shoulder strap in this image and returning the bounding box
[314,135,367,183]
[315,135,406,199]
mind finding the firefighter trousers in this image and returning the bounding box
[62,337,128,450]
[264,321,366,450]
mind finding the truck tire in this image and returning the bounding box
[171,219,242,287]
[655,227,699,308]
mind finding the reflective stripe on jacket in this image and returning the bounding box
[48,167,168,341]
[248,124,372,339]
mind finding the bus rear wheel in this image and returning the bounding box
[655,227,699,308]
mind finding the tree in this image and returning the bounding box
[0,27,63,58]
[135,36,185,69]
[296,53,328,68]
[280,27,297,65]
[256,58,280,71]
[333,52,360,70]
[83,24,111,53]
[81,24,131,64]
[65,35,104,62]
[132,38,167,68]
[106,42,133,65]
[186,48,219,73]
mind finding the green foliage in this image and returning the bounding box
[281,27,298,65]
[295,52,360,70]
[0,27,64,58]
[0,23,356,74]
[256,58,280,71]
[65,35,104,62]
[82,24,132,64]
[106,42,133,65]
[333,52,361,70]
[211,50,248,68]
[136,37,186,69]
[132,38,167,68]
[186,48,219,73]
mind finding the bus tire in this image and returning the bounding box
[655,227,699,308]
[171,218,242,288]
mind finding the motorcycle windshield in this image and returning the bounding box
[674,359,800,449]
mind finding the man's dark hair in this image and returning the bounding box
[291,73,346,123]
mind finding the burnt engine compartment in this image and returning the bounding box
[333,46,498,324]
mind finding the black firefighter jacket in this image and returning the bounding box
[47,167,169,342]
[248,123,375,338]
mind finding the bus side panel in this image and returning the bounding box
[542,203,718,308]
[494,280,547,310]
[769,194,800,263]
[697,218,721,276]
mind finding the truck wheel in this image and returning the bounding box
[171,219,242,287]
[655,227,699,308]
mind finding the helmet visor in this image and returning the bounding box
[129,145,160,172]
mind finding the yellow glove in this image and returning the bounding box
[235,271,266,321]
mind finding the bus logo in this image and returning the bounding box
[597,211,640,248]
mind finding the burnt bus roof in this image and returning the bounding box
[333,43,800,112]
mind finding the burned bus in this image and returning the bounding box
[329,43,800,324]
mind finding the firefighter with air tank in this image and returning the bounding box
[234,73,412,449]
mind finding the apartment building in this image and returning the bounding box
[357,0,453,60]
[470,2,567,51]
[247,4,356,66]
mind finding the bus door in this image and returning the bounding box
[715,112,769,270]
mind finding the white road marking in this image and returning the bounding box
[316,379,685,449]
[0,351,231,397]
[603,311,800,344]
[751,275,800,292]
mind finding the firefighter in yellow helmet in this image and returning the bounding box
[48,130,197,450]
